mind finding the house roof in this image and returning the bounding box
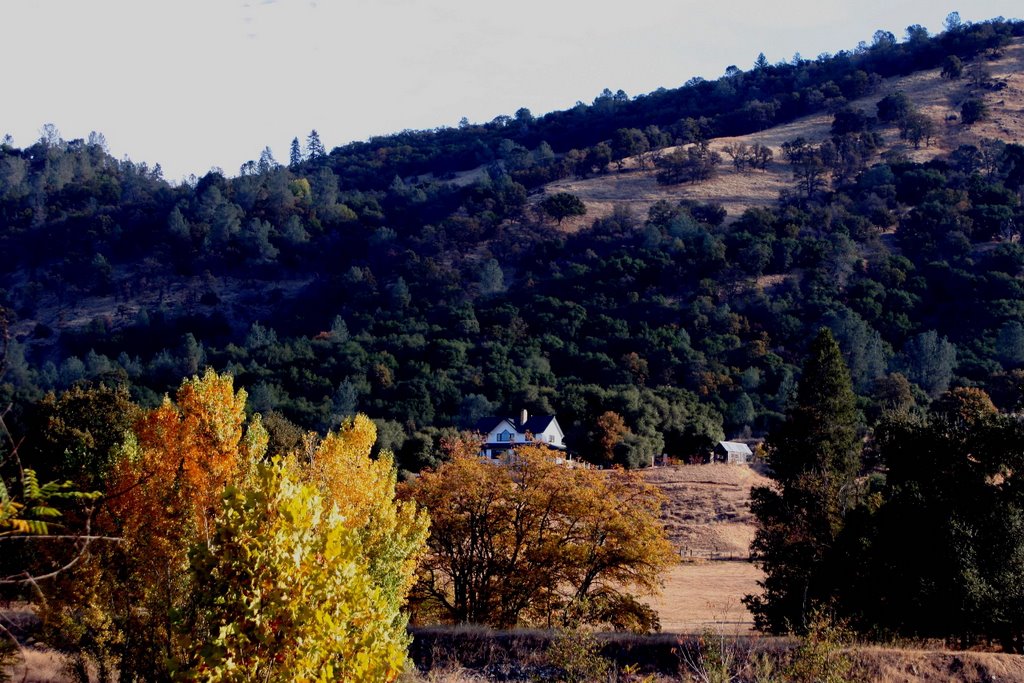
[717,441,753,455]
[472,417,515,434]
[521,415,558,434]
[473,415,561,438]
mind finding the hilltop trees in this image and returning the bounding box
[746,329,862,633]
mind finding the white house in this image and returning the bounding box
[474,409,567,460]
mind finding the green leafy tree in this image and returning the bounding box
[961,97,989,125]
[611,128,649,169]
[941,54,964,79]
[655,141,722,185]
[867,388,1024,649]
[21,384,141,489]
[876,92,911,123]
[540,192,587,225]
[781,138,830,198]
[746,329,862,633]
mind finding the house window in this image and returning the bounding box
[548,435,554,443]
[497,430,513,442]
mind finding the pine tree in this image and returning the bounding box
[745,329,862,633]
[306,129,326,160]
[289,136,304,168]
[257,146,278,174]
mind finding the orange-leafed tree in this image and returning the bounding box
[65,369,268,679]
[403,439,674,631]
[595,410,629,465]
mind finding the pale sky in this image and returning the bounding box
[3,1,1020,181]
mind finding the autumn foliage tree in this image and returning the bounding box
[41,375,429,680]
[180,453,425,680]
[302,415,429,628]
[402,439,674,631]
[44,370,269,678]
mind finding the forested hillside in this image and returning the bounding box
[3,15,1024,472]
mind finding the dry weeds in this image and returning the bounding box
[644,464,771,556]
[1,646,74,683]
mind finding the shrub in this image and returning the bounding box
[961,98,989,125]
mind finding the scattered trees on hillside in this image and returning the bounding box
[655,142,722,185]
[781,138,831,198]
[721,142,773,172]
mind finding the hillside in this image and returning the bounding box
[2,16,1024,476]
[541,37,1024,228]
[6,17,1024,681]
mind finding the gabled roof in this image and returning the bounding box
[717,441,753,455]
[473,415,562,439]
[473,417,516,434]
[521,415,558,434]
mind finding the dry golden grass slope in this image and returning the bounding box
[640,464,772,634]
[536,38,1024,230]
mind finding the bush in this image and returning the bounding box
[961,98,989,125]
[546,630,610,683]
[784,611,856,683]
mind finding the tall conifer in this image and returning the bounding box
[745,328,862,632]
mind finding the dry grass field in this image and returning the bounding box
[638,463,771,634]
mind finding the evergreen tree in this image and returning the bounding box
[257,146,279,174]
[306,129,326,160]
[289,136,304,168]
[745,329,862,633]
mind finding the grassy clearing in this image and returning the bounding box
[637,464,769,634]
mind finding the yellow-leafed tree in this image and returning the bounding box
[304,415,430,624]
[181,458,418,682]
[181,414,427,681]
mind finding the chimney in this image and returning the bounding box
[520,408,528,426]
